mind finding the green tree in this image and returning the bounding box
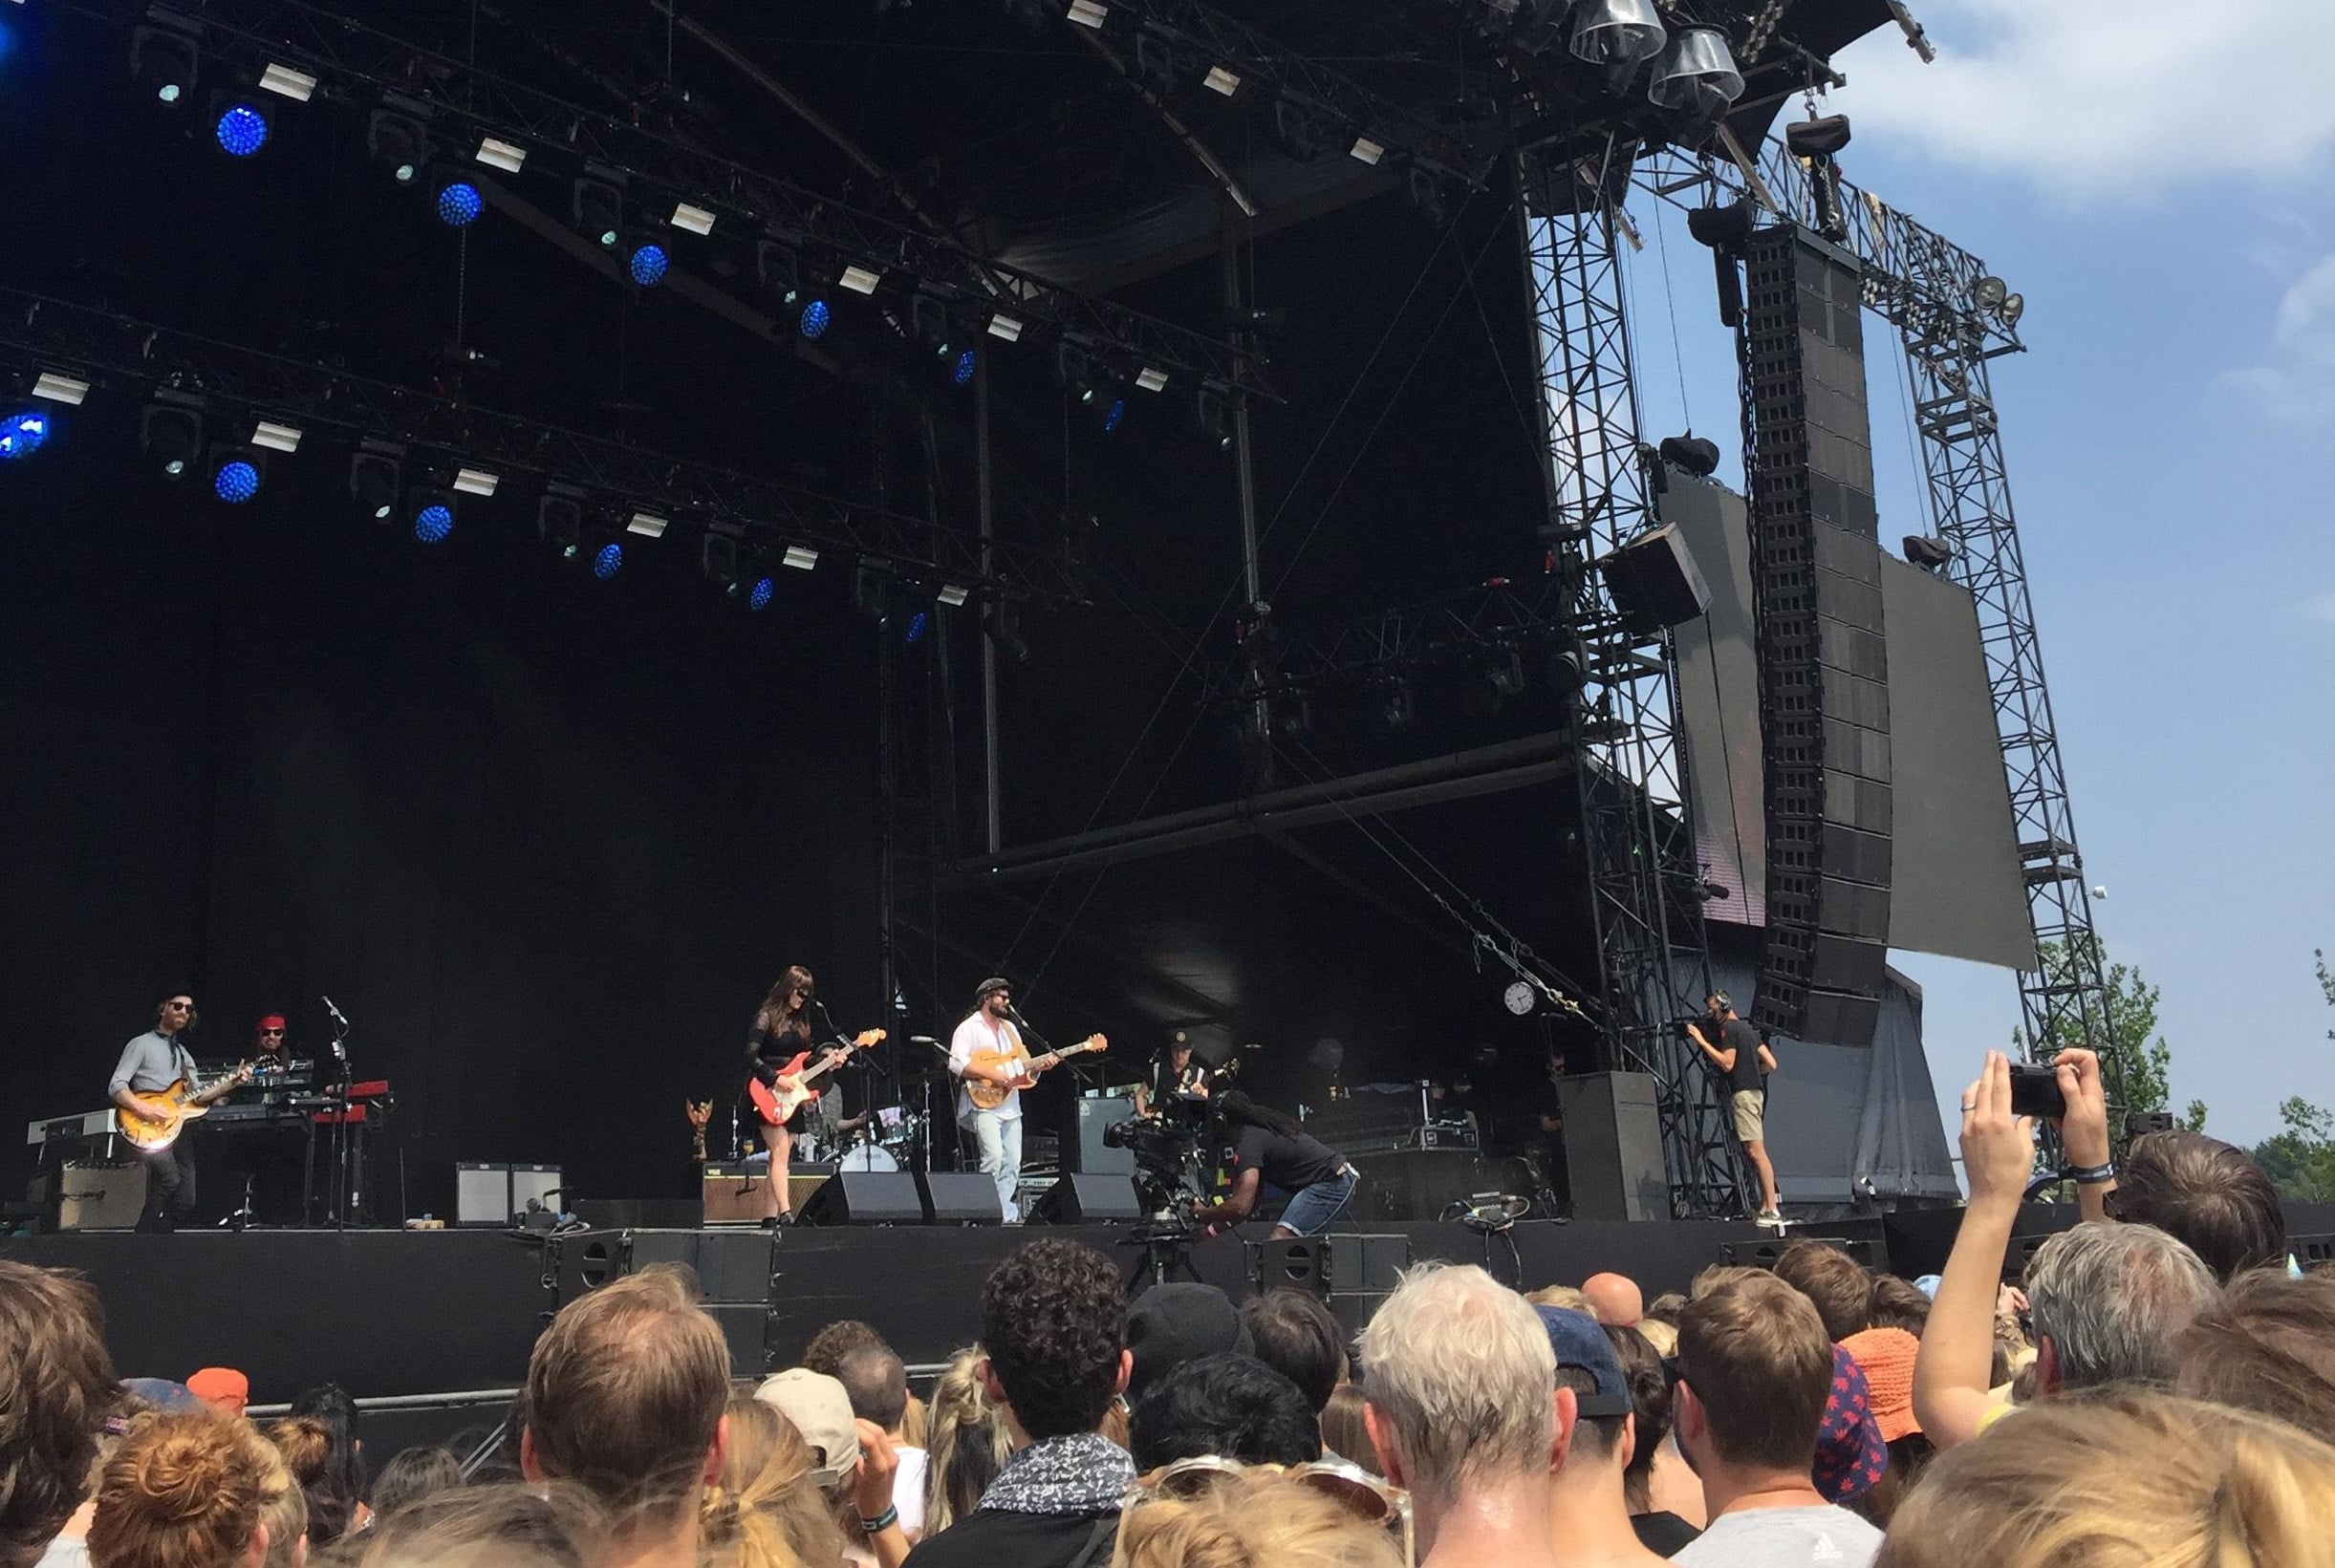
[2018,935,2206,1131]
[2250,950,2335,1202]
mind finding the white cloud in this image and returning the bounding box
[1836,1,2335,197]
[2306,591,2335,626]
[2222,252,2335,423]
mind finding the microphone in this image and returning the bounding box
[322,996,349,1027]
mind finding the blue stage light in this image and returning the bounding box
[213,459,260,504]
[905,610,929,645]
[953,349,977,387]
[594,541,623,579]
[414,503,454,544]
[0,411,49,462]
[1103,397,1126,433]
[800,298,832,339]
[748,576,774,612]
[436,180,483,227]
[215,103,269,158]
[628,243,669,287]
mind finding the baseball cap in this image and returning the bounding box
[1127,1283,1253,1402]
[756,1369,861,1491]
[185,1366,249,1413]
[1534,1306,1633,1418]
[1813,1344,1889,1502]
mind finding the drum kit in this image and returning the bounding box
[801,1103,926,1172]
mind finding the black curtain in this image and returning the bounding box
[0,417,886,1214]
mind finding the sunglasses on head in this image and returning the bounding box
[1125,1456,1413,1564]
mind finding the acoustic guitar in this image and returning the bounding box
[965,1035,1108,1111]
[747,1028,887,1126]
[115,1062,256,1153]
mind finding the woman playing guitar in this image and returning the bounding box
[746,965,832,1227]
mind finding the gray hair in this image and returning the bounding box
[2025,1222,2219,1389]
[1358,1263,1555,1507]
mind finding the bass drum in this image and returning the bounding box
[836,1142,899,1172]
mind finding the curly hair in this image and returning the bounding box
[265,1416,352,1546]
[924,1349,1011,1535]
[0,1261,119,1568]
[89,1412,286,1568]
[980,1241,1128,1441]
[800,1320,887,1379]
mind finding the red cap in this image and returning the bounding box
[257,1015,287,1031]
[186,1366,249,1411]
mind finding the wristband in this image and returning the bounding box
[858,1505,898,1535]
[2064,1162,2115,1186]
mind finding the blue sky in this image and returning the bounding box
[1620,0,2335,1149]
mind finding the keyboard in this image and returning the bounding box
[24,1109,112,1147]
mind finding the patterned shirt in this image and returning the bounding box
[977,1433,1134,1516]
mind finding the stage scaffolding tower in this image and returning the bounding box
[1646,146,2125,1116]
[1521,152,1749,1218]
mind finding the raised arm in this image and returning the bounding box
[1913,1050,2031,1449]
[2053,1047,2117,1225]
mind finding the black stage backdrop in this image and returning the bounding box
[0,419,884,1214]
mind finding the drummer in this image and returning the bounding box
[1133,1034,1210,1121]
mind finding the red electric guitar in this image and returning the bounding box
[747,1029,886,1126]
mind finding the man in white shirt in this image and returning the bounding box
[838,1344,930,1539]
[948,977,1029,1222]
[1671,1272,1882,1568]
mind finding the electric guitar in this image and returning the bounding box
[747,1029,886,1126]
[965,1035,1108,1111]
[115,1062,256,1152]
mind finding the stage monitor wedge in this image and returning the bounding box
[1739,222,1892,1047]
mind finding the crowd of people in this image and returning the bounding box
[6,1044,2334,1568]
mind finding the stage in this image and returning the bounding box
[0,1210,2012,1404]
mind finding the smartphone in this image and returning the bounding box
[2006,1063,2066,1121]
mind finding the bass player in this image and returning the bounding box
[111,994,245,1233]
[746,965,842,1227]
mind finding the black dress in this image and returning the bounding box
[747,1020,815,1134]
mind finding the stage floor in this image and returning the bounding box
[3,1212,1952,1405]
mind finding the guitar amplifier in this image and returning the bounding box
[702,1165,764,1226]
[56,1162,146,1230]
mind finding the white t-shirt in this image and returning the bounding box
[893,1443,930,1538]
[1673,1505,1882,1568]
[948,1011,1023,1124]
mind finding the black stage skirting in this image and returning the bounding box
[3,1214,1937,1403]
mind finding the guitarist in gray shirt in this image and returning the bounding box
[109,995,205,1232]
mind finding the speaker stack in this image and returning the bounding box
[1739,222,1893,1047]
[547,1228,779,1375]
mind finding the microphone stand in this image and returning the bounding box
[324,1007,353,1233]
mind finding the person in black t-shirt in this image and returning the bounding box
[746,964,845,1226]
[1192,1091,1355,1239]
[1132,1036,1210,1122]
[1687,992,1781,1223]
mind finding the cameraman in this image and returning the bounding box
[1191,1091,1356,1239]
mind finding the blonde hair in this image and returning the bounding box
[1525,1285,1589,1312]
[352,1481,605,1568]
[899,1392,928,1449]
[1113,1469,1403,1568]
[88,1411,286,1568]
[701,1394,842,1568]
[1875,1391,2335,1568]
[1634,1319,1677,1359]
[1358,1263,1555,1508]
[923,1348,1012,1536]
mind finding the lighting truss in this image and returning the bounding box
[0,290,1081,604]
[60,0,1269,401]
[1524,152,1745,1219]
[1061,0,1494,187]
[1639,144,2123,1116]
[1198,578,1581,704]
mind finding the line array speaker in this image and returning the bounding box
[1739,222,1892,1046]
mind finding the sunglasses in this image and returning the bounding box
[1124,1456,1413,1565]
[261,1028,285,1036]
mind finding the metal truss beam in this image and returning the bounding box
[1043,0,1493,186]
[1197,579,1584,707]
[0,290,1079,602]
[64,0,1268,401]
[1524,175,1746,1218]
[1636,144,2122,1108]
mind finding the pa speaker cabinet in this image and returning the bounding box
[708,1302,774,1377]
[554,1229,777,1304]
[919,1172,1006,1225]
[56,1162,145,1230]
[1250,1236,1328,1295]
[800,1172,926,1226]
[1030,1173,1143,1223]
[1722,1235,1882,1272]
[1074,1096,1137,1175]
[1599,521,1714,633]
[1559,1073,1670,1223]
[1326,1234,1411,1295]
